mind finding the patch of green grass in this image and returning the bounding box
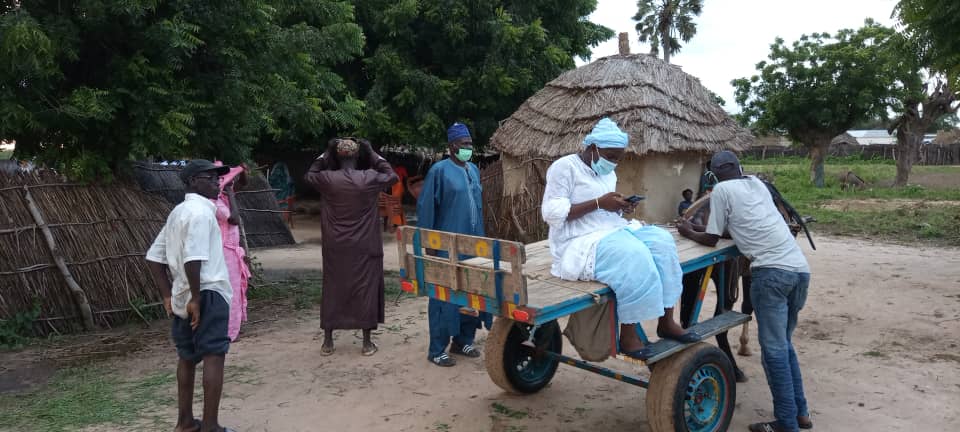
[383,270,409,299]
[742,160,960,246]
[247,277,322,309]
[0,367,174,431]
[246,270,410,310]
[0,302,41,349]
[491,402,529,419]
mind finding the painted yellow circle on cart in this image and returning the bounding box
[427,232,442,249]
[474,241,490,257]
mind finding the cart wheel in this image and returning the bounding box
[484,318,562,394]
[646,342,736,432]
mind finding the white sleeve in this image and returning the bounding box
[705,188,728,236]
[145,225,168,264]
[541,161,573,229]
[182,214,214,262]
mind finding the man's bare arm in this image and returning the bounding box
[184,260,203,329]
[147,260,173,316]
[677,219,721,247]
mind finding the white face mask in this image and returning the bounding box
[591,147,617,176]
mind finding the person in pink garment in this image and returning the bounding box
[214,162,251,341]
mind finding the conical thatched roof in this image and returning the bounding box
[491,54,753,157]
[933,128,960,145]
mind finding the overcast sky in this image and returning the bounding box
[580,0,900,112]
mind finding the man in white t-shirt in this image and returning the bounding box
[146,159,236,432]
[678,151,812,432]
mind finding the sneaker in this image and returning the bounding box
[429,352,456,367]
[748,421,787,432]
[450,343,481,358]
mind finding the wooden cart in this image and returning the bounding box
[396,226,750,432]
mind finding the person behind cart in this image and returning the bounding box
[540,118,699,361]
[416,122,492,367]
[677,188,694,217]
[305,138,399,357]
[677,151,813,432]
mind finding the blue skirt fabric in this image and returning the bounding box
[594,225,683,323]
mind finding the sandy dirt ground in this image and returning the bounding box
[13,214,960,432]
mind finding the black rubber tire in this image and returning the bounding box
[484,318,562,394]
[646,342,736,432]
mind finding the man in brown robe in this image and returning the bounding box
[305,138,398,356]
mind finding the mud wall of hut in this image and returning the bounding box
[0,172,172,336]
[613,152,705,223]
[484,152,706,243]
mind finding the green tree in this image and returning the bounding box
[0,0,363,180]
[895,0,960,85]
[349,0,613,149]
[632,0,703,64]
[883,31,958,186]
[887,1,960,186]
[732,21,898,187]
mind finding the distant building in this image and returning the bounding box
[838,130,937,146]
[847,130,896,145]
[933,129,960,145]
[753,134,793,148]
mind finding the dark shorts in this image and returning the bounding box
[171,290,230,363]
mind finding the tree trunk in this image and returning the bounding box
[662,38,670,63]
[808,140,829,188]
[890,80,958,186]
[893,122,922,187]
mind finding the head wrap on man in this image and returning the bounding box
[447,123,471,143]
[583,118,628,149]
[336,138,359,157]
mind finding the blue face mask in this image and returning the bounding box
[591,147,617,176]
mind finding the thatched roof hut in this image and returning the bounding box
[933,128,960,145]
[831,132,858,147]
[0,170,172,335]
[483,51,752,241]
[131,163,295,248]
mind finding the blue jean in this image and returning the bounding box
[751,268,810,432]
[427,298,480,359]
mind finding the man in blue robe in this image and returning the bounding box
[417,122,490,367]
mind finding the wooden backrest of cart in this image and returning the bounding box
[396,226,740,324]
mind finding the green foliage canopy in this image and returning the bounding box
[0,0,364,180]
[350,0,613,150]
[732,20,899,187]
[894,0,960,85]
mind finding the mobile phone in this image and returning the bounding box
[625,194,646,203]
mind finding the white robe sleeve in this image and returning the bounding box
[541,161,574,229]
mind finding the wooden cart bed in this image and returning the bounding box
[396,226,741,326]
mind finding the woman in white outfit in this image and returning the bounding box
[541,118,699,359]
